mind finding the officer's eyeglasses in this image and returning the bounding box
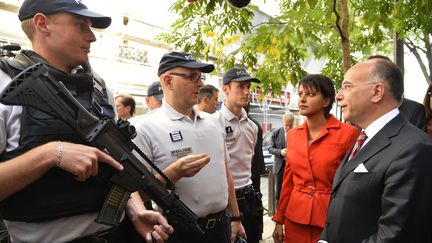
[169,72,205,83]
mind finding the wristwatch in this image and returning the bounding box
[230,212,244,221]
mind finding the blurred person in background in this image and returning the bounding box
[144,81,163,113]
[115,94,136,120]
[272,74,359,243]
[128,81,163,130]
[197,84,220,114]
[268,111,295,207]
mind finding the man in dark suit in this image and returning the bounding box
[248,113,265,241]
[367,55,426,131]
[268,112,294,205]
[399,97,426,130]
[319,58,432,243]
[249,117,266,194]
[243,102,266,192]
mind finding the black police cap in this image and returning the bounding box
[222,68,260,85]
[157,51,214,76]
[145,81,164,101]
[18,0,111,29]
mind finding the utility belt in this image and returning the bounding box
[67,218,140,243]
[235,184,264,224]
[67,228,116,243]
[196,209,227,232]
[236,185,260,200]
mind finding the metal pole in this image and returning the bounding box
[267,164,275,216]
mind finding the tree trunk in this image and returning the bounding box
[339,0,351,73]
[405,36,432,85]
[424,32,432,84]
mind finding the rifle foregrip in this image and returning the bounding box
[96,185,130,226]
[166,202,205,235]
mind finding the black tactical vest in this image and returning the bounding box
[0,50,116,221]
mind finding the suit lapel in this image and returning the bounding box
[332,151,350,188]
[334,136,390,189]
[333,114,406,190]
[280,128,286,146]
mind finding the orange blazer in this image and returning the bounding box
[272,115,359,227]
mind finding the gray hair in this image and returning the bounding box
[282,111,295,122]
[198,84,219,103]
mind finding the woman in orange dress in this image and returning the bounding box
[272,74,359,243]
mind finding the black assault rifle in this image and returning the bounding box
[0,44,21,58]
[0,63,203,234]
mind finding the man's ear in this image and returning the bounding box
[161,74,173,90]
[33,13,50,36]
[202,96,210,104]
[371,83,385,104]
[222,84,229,95]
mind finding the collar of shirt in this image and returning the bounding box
[296,114,340,134]
[71,66,84,74]
[161,98,204,121]
[363,108,399,146]
[220,104,247,122]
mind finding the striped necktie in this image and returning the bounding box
[348,131,367,160]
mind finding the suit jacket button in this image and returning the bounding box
[326,220,329,226]
[331,193,336,199]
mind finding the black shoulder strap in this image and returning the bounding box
[92,71,108,96]
[91,71,116,120]
[0,59,19,78]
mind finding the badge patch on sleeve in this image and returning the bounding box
[171,147,192,158]
[170,131,183,142]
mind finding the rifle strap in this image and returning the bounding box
[0,59,17,78]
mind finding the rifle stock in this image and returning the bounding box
[0,63,204,234]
